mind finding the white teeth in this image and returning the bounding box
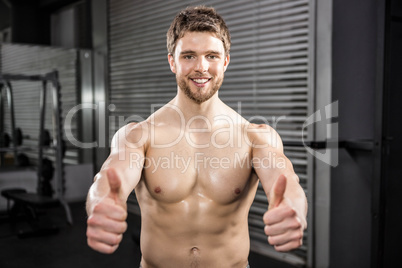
[193,79,209,84]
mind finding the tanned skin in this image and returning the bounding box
[86,32,307,268]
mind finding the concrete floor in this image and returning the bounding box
[0,201,141,268]
[0,201,299,268]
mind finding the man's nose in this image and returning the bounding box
[194,56,209,73]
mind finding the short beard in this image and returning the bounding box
[177,75,223,104]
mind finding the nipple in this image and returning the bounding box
[234,188,241,195]
[154,186,162,193]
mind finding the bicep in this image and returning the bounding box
[250,124,295,195]
[98,123,148,198]
[100,149,144,195]
[252,148,294,196]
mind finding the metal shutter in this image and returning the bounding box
[109,0,313,266]
[0,43,80,165]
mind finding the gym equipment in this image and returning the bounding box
[40,158,54,181]
[41,129,51,146]
[0,80,19,165]
[14,128,23,146]
[16,153,30,167]
[61,139,66,157]
[1,132,10,147]
[0,80,31,166]
[37,158,54,197]
[1,188,61,237]
[0,131,64,154]
[0,129,38,151]
[1,128,29,147]
[0,71,73,238]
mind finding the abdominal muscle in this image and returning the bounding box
[135,175,258,268]
[139,205,251,268]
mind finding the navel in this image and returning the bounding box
[190,247,200,254]
[154,186,162,193]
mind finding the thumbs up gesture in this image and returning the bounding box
[87,168,128,254]
[263,175,306,252]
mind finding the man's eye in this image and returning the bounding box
[184,55,194,59]
[208,55,218,60]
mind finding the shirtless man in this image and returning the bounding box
[86,6,307,268]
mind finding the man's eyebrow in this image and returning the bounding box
[205,50,222,55]
[180,50,196,55]
[180,50,222,55]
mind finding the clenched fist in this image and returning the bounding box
[87,168,128,254]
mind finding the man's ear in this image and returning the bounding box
[168,53,176,74]
[223,54,230,72]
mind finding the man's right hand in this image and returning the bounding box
[87,168,128,254]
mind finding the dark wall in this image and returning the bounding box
[381,0,402,266]
[0,1,11,31]
[10,0,49,45]
[330,0,378,267]
[4,0,91,47]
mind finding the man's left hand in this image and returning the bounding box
[263,175,306,252]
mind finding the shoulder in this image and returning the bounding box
[245,123,283,151]
[111,121,150,153]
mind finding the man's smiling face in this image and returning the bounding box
[169,31,230,104]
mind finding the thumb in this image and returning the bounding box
[268,174,287,210]
[106,168,123,201]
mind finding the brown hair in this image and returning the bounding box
[167,6,231,56]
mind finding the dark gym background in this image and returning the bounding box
[0,0,401,268]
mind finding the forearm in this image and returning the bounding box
[86,166,137,215]
[86,172,109,215]
[284,174,308,222]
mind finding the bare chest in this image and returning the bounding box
[141,136,255,205]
